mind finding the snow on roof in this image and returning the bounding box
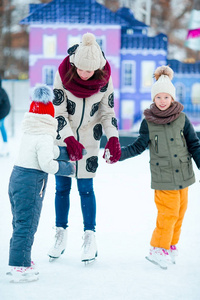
[20,0,148,28]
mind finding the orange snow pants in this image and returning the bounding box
[150,187,188,250]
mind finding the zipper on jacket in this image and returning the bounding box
[180,130,185,147]
[75,98,86,177]
[155,135,158,153]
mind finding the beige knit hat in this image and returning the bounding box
[69,32,106,71]
[151,66,176,101]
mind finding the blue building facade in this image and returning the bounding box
[168,59,200,127]
[120,31,167,129]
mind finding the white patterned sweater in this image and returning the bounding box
[53,71,119,178]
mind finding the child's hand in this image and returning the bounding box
[56,161,76,176]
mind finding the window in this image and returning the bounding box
[121,61,135,91]
[43,66,56,86]
[68,34,105,52]
[175,83,185,104]
[96,36,106,51]
[43,35,56,57]
[141,61,155,91]
[121,100,135,119]
[191,83,200,104]
[68,35,81,48]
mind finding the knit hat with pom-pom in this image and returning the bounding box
[29,84,55,117]
[151,66,176,101]
[70,32,106,71]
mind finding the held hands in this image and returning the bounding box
[56,161,76,176]
[103,137,121,164]
[64,136,86,161]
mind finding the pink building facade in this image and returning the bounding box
[29,25,121,119]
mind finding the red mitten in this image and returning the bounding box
[64,136,85,161]
[103,137,121,164]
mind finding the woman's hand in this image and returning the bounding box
[64,136,85,161]
[103,137,121,164]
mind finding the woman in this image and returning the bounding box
[48,32,121,263]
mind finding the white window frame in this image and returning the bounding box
[121,99,135,119]
[121,60,136,93]
[43,35,56,57]
[175,82,185,104]
[191,82,200,104]
[140,61,155,92]
[96,35,106,52]
[42,66,56,86]
[68,35,82,48]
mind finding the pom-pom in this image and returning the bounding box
[82,33,96,46]
[32,84,54,104]
[154,65,174,81]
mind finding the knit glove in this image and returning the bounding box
[57,146,70,161]
[103,137,121,164]
[55,161,75,176]
[57,146,87,162]
[64,136,86,161]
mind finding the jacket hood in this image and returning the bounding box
[22,112,58,138]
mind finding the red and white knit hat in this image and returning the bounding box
[29,84,55,117]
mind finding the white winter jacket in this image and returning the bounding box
[53,70,119,178]
[15,113,60,174]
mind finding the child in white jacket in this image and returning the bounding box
[7,84,75,283]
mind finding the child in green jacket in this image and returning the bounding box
[119,66,200,269]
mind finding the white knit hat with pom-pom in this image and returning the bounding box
[70,32,106,71]
[151,66,176,101]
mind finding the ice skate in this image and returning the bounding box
[146,247,170,270]
[81,230,98,265]
[6,261,39,283]
[48,227,67,261]
[168,245,178,264]
[0,142,9,157]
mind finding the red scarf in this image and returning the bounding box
[58,56,111,98]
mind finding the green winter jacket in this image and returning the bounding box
[120,112,200,190]
[147,113,195,190]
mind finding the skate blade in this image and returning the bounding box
[168,256,176,264]
[49,256,60,262]
[49,257,56,262]
[48,249,65,262]
[0,153,9,157]
[82,258,96,266]
[82,252,98,265]
[10,274,39,283]
[145,256,167,270]
[169,258,176,264]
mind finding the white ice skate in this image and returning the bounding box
[48,227,67,261]
[168,245,178,264]
[81,230,98,265]
[6,261,39,283]
[0,142,9,157]
[146,247,170,270]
